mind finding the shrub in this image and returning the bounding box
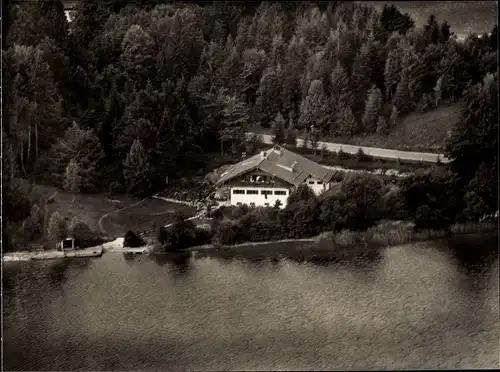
[356,148,367,162]
[214,220,240,245]
[231,204,250,219]
[72,221,101,248]
[192,228,213,246]
[21,216,39,242]
[109,181,125,196]
[68,216,80,231]
[287,184,317,205]
[380,188,406,220]
[418,93,435,113]
[124,230,145,247]
[341,173,384,229]
[336,149,349,160]
[280,199,321,239]
[161,214,205,252]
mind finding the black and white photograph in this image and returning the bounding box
[2,0,498,370]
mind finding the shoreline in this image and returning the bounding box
[177,221,498,254]
[3,246,104,262]
[4,221,496,262]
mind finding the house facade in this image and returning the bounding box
[215,145,339,208]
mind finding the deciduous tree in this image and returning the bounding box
[47,211,67,242]
[446,73,498,184]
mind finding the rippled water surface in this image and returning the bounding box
[3,234,499,371]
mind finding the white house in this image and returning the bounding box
[214,145,340,208]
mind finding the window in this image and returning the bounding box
[261,190,273,195]
[236,202,242,206]
[308,180,315,184]
[246,190,258,195]
[274,190,286,195]
[265,203,269,206]
[317,181,323,184]
[233,189,245,194]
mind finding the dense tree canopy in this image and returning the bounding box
[2,1,497,250]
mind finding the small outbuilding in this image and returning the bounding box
[58,236,76,251]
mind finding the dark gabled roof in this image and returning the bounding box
[215,145,338,187]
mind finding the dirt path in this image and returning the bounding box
[151,195,204,228]
[97,195,205,252]
[98,198,148,236]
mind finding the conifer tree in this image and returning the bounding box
[285,114,297,146]
[434,75,443,106]
[329,62,353,109]
[393,68,411,115]
[123,139,152,197]
[351,35,383,116]
[271,112,286,144]
[63,159,82,193]
[281,35,307,115]
[299,79,329,133]
[362,86,383,132]
[376,116,389,135]
[384,48,403,100]
[389,106,399,129]
[219,93,249,155]
[256,65,283,127]
[336,105,359,137]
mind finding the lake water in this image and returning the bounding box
[3,233,499,371]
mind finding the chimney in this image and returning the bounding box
[290,161,298,172]
[261,151,268,160]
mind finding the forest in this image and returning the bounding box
[2,1,498,251]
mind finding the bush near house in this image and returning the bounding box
[124,230,145,248]
[158,213,212,252]
[71,221,106,248]
[210,176,406,246]
[208,162,497,248]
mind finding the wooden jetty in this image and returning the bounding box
[3,246,104,262]
[103,245,152,254]
[122,247,149,254]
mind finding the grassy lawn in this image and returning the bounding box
[250,104,460,153]
[33,185,197,240]
[100,198,197,238]
[340,104,460,152]
[34,185,137,235]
